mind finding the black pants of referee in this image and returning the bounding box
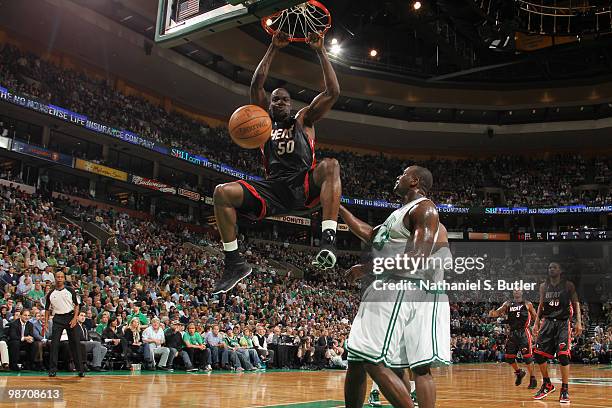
[49,312,83,373]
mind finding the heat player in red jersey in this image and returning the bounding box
[213,32,341,294]
[489,289,538,389]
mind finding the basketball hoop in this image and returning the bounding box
[262,0,331,43]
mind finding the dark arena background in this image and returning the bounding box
[0,0,611,407]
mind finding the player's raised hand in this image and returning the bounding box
[306,32,324,50]
[272,32,290,48]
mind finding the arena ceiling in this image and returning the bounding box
[106,0,612,121]
[2,0,612,152]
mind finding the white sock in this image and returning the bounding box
[223,240,238,252]
[321,220,337,233]
[409,380,416,392]
[371,382,380,392]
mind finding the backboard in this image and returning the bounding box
[155,0,304,47]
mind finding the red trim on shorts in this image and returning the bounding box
[567,301,574,355]
[303,137,319,208]
[504,354,517,359]
[533,349,554,359]
[524,307,533,357]
[304,170,321,208]
[525,308,532,330]
[525,327,533,357]
[237,180,267,220]
[308,136,316,170]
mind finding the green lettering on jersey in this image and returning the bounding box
[373,215,396,250]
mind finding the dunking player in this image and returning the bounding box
[532,262,582,403]
[212,32,341,294]
[489,289,538,389]
[341,166,451,408]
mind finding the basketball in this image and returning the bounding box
[228,105,272,149]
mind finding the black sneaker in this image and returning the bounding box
[213,255,252,294]
[515,369,526,386]
[559,389,570,404]
[312,229,337,269]
[528,376,537,389]
[533,383,555,400]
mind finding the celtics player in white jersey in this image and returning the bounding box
[341,166,451,408]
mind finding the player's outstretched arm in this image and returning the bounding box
[526,301,538,325]
[489,301,509,318]
[250,32,289,109]
[300,33,340,127]
[339,205,373,242]
[533,283,545,336]
[568,281,583,336]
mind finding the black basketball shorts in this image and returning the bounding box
[237,168,321,220]
[534,318,572,359]
[505,328,533,359]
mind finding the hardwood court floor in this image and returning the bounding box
[0,363,609,407]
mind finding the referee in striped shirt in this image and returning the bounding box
[44,271,84,377]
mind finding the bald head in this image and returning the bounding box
[270,88,291,121]
[411,166,433,194]
[395,165,433,196]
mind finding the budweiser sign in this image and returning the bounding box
[132,175,176,194]
[178,188,201,201]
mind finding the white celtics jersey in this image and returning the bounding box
[371,197,446,282]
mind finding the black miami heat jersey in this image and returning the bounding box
[542,280,572,320]
[262,117,315,179]
[507,301,530,330]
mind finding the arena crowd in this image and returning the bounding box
[1,183,610,374]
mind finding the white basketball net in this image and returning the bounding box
[264,1,331,41]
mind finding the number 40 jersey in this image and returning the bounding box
[542,279,572,320]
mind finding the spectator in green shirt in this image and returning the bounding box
[46,255,58,267]
[239,327,262,368]
[183,323,211,370]
[113,261,126,275]
[69,264,81,275]
[126,304,149,328]
[224,328,254,371]
[96,312,110,335]
[28,282,45,302]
